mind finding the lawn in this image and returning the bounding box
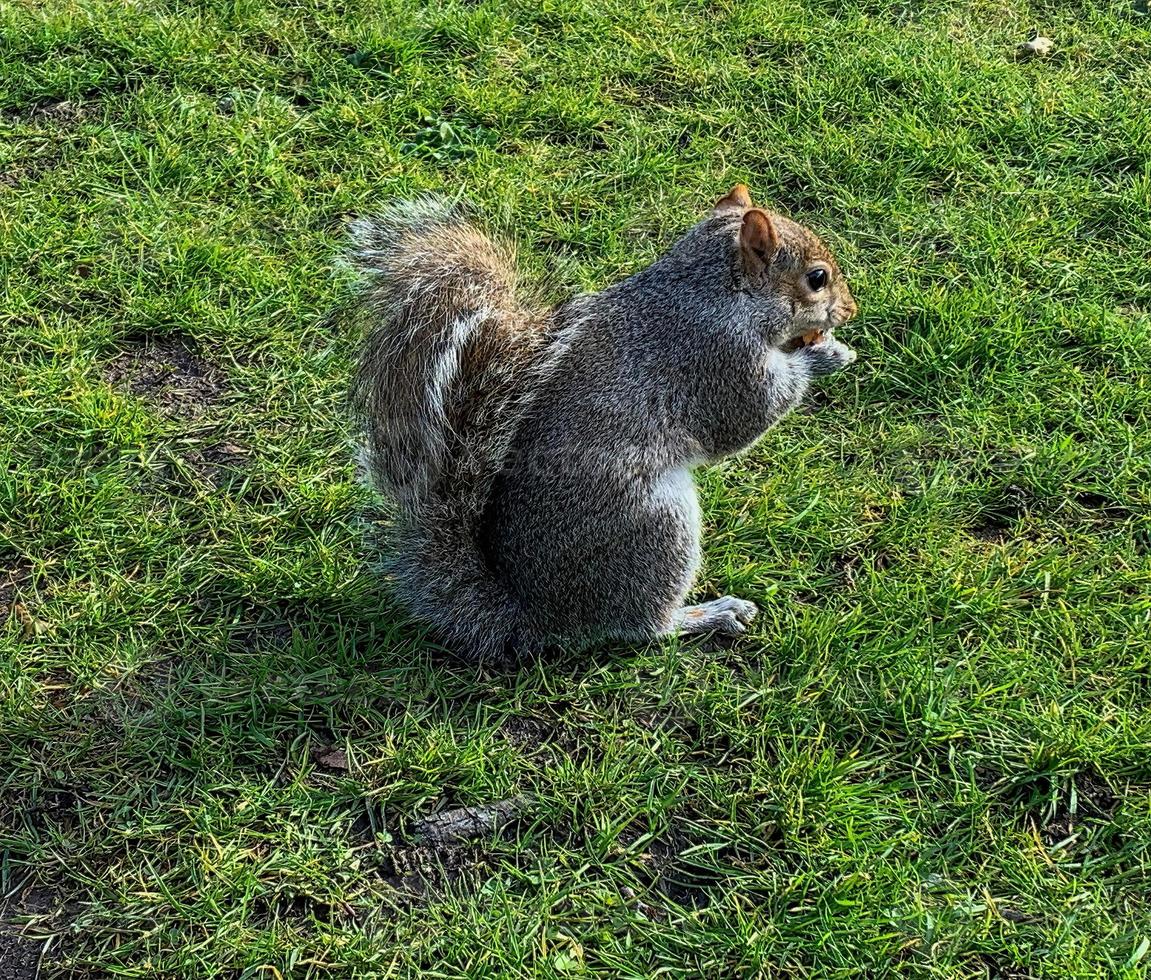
[2,0,1150,976]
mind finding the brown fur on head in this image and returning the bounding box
[713,184,857,341]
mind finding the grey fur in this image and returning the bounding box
[343,196,857,658]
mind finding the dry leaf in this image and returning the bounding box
[1018,36,1055,58]
[316,747,349,770]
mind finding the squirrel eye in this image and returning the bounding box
[806,268,828,291]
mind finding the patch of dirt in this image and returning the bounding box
[617,821,746,911]
[229,616,295,652]
[0,157,61,191]
[498,714,572,752]
[249,889,356,933]
[977,759,1128,856]
[376,843,489,905]
[537,121,610,152]
[193,441,248,482]
[101,335,226,418]
[1073,490,1130,520]
[831,553,862,588]
[968,483,1037,542]
[3,783,85,835]
[973,953,1038,979]
[343,799,508,906]
[1033,770,1117,845]
[0,558,48,641]
[2,99,91,189]
[1073,770,1117,812]
[498,715,551,750]
[151,440,250,497]
[973,764,1001,794]
[0,558,33,620]
[617,72,694,110]
[0,932,40,980]
[743,36,805,60]
[0,884,61,980]
[827,548,890,589]
[642,830,719,908]
[2,98,88,126]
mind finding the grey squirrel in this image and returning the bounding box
[345,185,858,658]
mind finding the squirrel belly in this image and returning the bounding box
[342,188,858,657]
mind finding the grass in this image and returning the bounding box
[1,0,1150,975]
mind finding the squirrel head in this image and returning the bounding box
[712,184,858,342]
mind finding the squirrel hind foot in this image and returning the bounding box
[672,596,758,637]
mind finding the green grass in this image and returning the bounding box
[2,0,1150,976]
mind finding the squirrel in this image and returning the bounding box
[344,185,858,659]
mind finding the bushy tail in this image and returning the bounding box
[344,198,556,658]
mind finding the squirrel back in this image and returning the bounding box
[344,199,567,657]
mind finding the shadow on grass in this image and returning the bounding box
[0,577,627,947]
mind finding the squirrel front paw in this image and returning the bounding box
[798,336,857,376]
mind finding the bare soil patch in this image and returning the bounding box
[102,335,226,418]
[1033,770,1118,845]
[0,885,58,980]
[0,558,32,620]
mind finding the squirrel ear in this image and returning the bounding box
[713,184,753,214]
[740,208,779,273]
